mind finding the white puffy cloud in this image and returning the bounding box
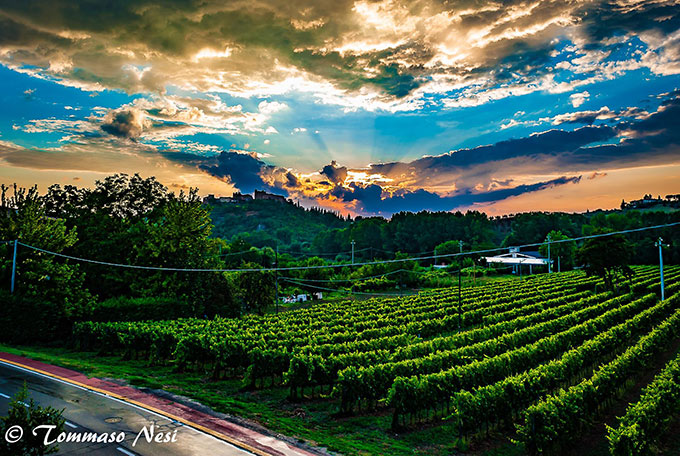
[569,91,590,108]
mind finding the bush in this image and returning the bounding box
[353,276,396,292]
[0,290,79,344]
[88,296,196,322]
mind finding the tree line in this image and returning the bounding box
[1,174,678,343]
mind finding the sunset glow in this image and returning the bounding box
[1,0,679,215]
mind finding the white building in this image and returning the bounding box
[484,247,549,274]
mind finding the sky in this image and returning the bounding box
[0,0,679,217]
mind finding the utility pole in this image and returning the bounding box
[547,234,552,273]
[10,240,17,294]
[275,244,279,314]
[351,239,355,265]
[434,247,437,266]
[458,240,463,329]
[656,237,667,301]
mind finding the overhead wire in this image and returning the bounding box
[279,267,453,283]
[279,277,409,297]
[11,221,679,273]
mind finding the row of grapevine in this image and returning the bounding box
[607,351,680,455]
[387,292,664,426]
[74,268,609,382]
[445,293,679,436]
[335,291,615,412]
[518,293,680,455]
[289,288,598,398]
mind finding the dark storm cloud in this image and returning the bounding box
[320,160,348,184]
[329,176,582,215]
[284,171,300,188]
[368,125,618,179]
[198,151,267,194]
[100,109,150,140]
[579,0,680,43]
[174,150,301,195]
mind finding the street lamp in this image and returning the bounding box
[656,237,668,300]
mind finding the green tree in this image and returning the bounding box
[539,230,576,271]
[0,384,65,456]
[236,262,275,315]
[0,185,93,342]
[43,175,238,316]
[44,174,174,299]
[434,240,463,265]
[577,231,633,291]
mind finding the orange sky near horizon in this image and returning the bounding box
[3,162,679,219]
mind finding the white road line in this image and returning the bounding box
[19,401,29,407]
[0,392,10,399]
[116,447,137,456]
[0,360,252,453]
[65,421,78,428]
[0,360,171,421]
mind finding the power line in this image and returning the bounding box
[280,267,453,283]
[277,247,370,257]
[12,221,680,273]
[372,247,433,255]
[217,250,254,257]
[279,277,406,297]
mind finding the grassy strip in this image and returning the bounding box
[0,343,521,456]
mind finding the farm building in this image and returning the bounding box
[484,248,549,274]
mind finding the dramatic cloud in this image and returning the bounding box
[363,94,680,193]
[320,160,348,184]
[550,107,617,125]
[364,125,618,191]
[100,108,151,140]
[327,176,583,215]
[1,0,680,110]
[2,1,680,216]
[193,150,298,195]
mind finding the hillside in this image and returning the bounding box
[208,199,349,249]
[206,196,680,264]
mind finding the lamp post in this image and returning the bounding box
[457,241,463,329]
[351,239,355,265]
[10,240,17,293]
[274,244,279,314]
[547,234,552,273]
[656,237,668,300]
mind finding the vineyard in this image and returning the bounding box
[73,265,680,455]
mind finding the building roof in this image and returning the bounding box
[484,250,549,265]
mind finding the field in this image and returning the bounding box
[13,266,680,455]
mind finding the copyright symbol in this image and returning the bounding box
[5,425,23,443]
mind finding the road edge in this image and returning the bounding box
[0,354,285,456]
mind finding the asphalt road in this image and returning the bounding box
[0,361,254,456]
